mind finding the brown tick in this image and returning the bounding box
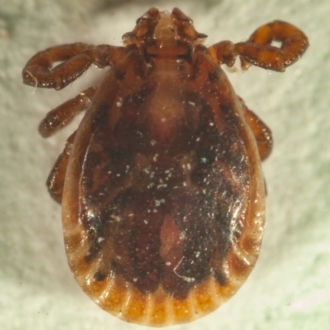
[22,7,308,327]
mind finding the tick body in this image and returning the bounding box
[22,8,308,326]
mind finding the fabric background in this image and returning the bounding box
[1,0,329,329]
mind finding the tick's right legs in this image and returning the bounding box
[240,97,273,161]
[208,20,309,72]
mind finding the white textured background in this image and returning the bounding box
[1,0,329,329]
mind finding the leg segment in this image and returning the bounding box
[240,97,273,161]
[39,86,97,137]
[236,20,309,71]
[209,20,309,72]
[46,132,76,203]
[22,43,126,90]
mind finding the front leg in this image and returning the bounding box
[209,20,309,71]
[22,43,126,90]
[236,20,309,71]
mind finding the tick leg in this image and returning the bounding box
[209,21,308,71]
[39,86,97,137]
[236,20,309,71]
[208,41,238,67]
[22,43,126,90]
[240,97,273,160]
[46,132,76,203]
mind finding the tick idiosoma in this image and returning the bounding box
[22,7,309,327]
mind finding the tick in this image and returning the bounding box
[22,7,308,326]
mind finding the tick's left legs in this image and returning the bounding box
[22,43,125,90]
[46,132,76,203]
[209,20,309,71]
[240,97,273,161]
[39,86,97,201]
[39,86,97,137]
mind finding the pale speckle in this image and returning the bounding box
[86,209,95,221]
[111,215,121,222]
[155,199,165,206]
[173,257,196,283]
[157,184,168,189]
[116,97,123,107]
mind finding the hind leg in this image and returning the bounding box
[46,132,76,203]
[39,85,97,202]
[240,97,273,161]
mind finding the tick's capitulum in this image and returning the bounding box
[22,7,308,327]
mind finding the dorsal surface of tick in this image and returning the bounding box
[22,7,309,326]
